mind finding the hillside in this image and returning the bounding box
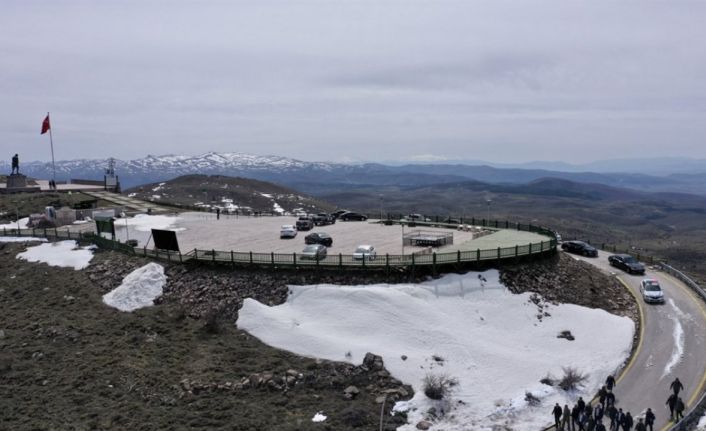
[316,178,706,282]
[124,174,335,215]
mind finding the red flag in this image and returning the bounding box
[41,115,51,134]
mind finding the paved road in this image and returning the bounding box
[572,250,706,429]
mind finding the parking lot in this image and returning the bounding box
[110,212,550,256]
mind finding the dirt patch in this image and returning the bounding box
[0,242,412,430]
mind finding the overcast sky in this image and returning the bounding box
[2,1,705,164]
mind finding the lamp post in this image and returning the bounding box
[486,199,492,225]
[379,194,384,221]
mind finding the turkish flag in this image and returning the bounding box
[41,115,50,134]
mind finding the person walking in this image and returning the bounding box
[572,403,581,431]
[594,404,604,422]
[216,207,220,220]
[562,404,572,431]
[675,397,685,421]
[554,403,563,428]
[670,378,684,396]
[599,386,608,409]
[578,397,586,413]
[622,411,633,431]
[615,409,625,431]
[596,421,607,431]
[586,415,595,431]
[607,405,618,431]
[666,393,677,420]
[606,375,616,391]
[634,418,646,431]
[644,408,655,431]
[606,391,616,408]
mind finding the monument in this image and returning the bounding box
[7,153,28,189]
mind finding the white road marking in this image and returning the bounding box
[663,298,686,378]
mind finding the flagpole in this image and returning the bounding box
[47,112,56,181]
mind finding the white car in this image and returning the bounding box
[640,279,665,303]
[353,245,377,261]
[280,225,297,238]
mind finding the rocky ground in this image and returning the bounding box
[0,242,638,430]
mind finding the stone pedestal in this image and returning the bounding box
[7,174,27,189]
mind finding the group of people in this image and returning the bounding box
[552,376,685,431]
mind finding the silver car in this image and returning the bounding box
[640,279,665,303]
[353,245,376,261]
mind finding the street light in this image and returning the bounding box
[486,199,492,225]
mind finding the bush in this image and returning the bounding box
[540,374,555,386]
[558,367,588,391]
[525,391,541,406]
[422,373,458,400]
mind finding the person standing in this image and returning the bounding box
[554,403,563,428]
[563,404,572,431]
[606,391,616,408]
[599,386,608,409]
[675,397,685,421]
[666,393,677,420]
[572,403,581,431]
[615,409,625,431]
[670,378,684,396]
[578,397,586,412]
[644,408,655,431]
[606,375,616,391]
[216,207,220,220]
[594,404,604,423]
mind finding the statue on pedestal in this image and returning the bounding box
[11,153,19,175]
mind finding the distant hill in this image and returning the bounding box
[3,152,706,195]
[124,174,335,215]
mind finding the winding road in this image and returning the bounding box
[572,250,706,430]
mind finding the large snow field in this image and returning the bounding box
[0,236,47,243]
[16,240,94,270]
[238,270,635,430]
[0,217,30,230]
[103,263,166,312]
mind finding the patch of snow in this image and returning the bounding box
[152,182,166,192]
[238,270,634,431]
[118,214,184,232]
[663,298,686,378]
[260,193,273,198]
[0,236,48,243]
[127,192,137,197]
[72,220,89,225]
[151,194,161,200]
[0,217,30,230]
[311,412,327,422]
[16,240,94,270]
[273,202,284,214]
[103,263,166,312]
[697,414,706,430]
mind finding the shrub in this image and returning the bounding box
[540,374,555,386]
[525,391,541,406]
[422,373,458,400]
[558,367,588,391]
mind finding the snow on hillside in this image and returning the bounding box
[103,263,166,312]
[16,240,94,270]
[238,270,634,430]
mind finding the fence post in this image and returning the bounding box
[2,227,5,236]
[212,249,216,263]
[529,242,532,254]
[293,252,297,268]
[44,228,47,237]
[476,248,480,261]
[411,253,415,267]
[505,221,509,228]
[515,245,518,257]
[497,247,501,260]
[433,252,437,273]
[541,241,544,252]
[271,252,275,267]
[32,228,36,236]
[339,253,342,268]
[167,250,171,262]
[471,217,475,225]
[386,253,390,269]
[67,229,70,239]
[179,251,183,263]
[249,251,253,265]
[144,246,147,257]
[194,248,198,259]
[457,250,461,264]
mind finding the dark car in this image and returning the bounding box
[312,213,335,226]
[609,254,646,275]
[331,210,348,219]
[339,212,368,221]
[300,244,327,261]
[561,240,598,257]
[305,232,333,247]
[295,216,314,231]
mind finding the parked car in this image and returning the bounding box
[340,212,368,221]
[561,240,598,257]
[300,244,327,260]
[353,245,376,261]
[295,216,314,231]
[406,214,431,222]
[331,210,348,219]
[608,254,646,275]
[280,225,297,238]
[640,278,665,303]
[305,232,333,247]
[312,213,335,226]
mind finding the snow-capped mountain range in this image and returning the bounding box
[3,151,706,195]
